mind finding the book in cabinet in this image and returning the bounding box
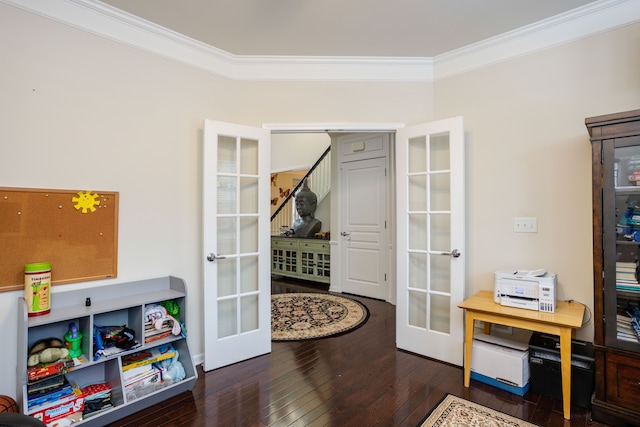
[17,276,197,426]
[587,109,640,427]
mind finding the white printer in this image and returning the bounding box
[494,269,557,313]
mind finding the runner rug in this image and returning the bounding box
[271,293,369,341]
[418,394,539,427]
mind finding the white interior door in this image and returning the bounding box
[396,117,465,366]
[340,157,388,300]
[203,120,271,371]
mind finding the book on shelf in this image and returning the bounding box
[616,261,637,271]
[616,285,640,293]
[617,273,637,280]
[617,325,638,343]
[618,333,639,343]
[617,314,631,324]
[122,363,155,384]
[616,269,638,282]
[27,383,83,416]
[617,314,640,342]
[144,321,175,343]
[616,261,637,267]
[145,331,172,343]
[121,343,176,372]
[616,279,640,284]
[145,321,173,335]
[617,270,636,276]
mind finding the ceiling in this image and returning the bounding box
[100,0,598,58]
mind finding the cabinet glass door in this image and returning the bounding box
[607,136,640,351]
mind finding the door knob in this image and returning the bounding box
[206,253,227,262]
[340,231,351,236]
[439,249,461,258]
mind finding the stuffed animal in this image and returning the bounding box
[27,338,70,367]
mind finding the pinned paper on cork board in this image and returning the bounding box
[0,187,119,292]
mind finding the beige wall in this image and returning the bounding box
[434,22,640,342]
[0,4,433,397]
[1,2,639,398]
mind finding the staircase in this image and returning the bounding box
[271,146,331,235]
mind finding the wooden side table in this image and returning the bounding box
[458,290,585,420]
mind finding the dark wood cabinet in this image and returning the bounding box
[587,109,640,426]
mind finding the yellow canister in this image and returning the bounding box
[25,262,51,317]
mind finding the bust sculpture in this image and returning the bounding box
[290,182,322,238]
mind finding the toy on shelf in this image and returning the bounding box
[64,323,83,358]
[93,325,139,361]
[26,338,73,383]
[144,301,184,343]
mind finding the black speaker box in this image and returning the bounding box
[528,332,595,408]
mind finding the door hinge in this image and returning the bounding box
[385,168,387,177]
[384,273,387,281]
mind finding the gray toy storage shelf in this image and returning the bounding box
[17,276,197,426]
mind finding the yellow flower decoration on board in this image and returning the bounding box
[72,190,100,213]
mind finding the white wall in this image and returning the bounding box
[271,133,330,173]
[1,2,639,400]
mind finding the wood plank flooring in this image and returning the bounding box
[110,278,612,427]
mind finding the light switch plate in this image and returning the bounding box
[514,217,537,233]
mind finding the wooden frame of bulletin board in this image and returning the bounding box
[0,187,118,292]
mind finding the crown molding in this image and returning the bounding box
[434,0,640,80]
[2,0,638,82]
[263,123,405,133]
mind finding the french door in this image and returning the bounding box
[202,120,271,371]
[201,118,464,369]
[395,117,465,366]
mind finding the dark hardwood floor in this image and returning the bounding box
[110,278,612,427]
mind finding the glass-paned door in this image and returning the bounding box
[604,136,640,353]
[396,117,465,366]
[203,120,271,371]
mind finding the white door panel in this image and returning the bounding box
[203,120,271,371]
[340,155,388,300]
[396,117,465,366]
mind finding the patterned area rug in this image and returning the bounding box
[418,394,539,427]
[271,293,369,341]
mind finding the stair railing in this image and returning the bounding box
[271,146,331,235]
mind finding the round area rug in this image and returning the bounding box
[271,293,369,341]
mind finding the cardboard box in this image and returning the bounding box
[470,333,530,396]
[44,412,82,427]
[30,392,84,426]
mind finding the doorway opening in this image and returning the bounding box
[270,128,397,303]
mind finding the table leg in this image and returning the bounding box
[463,311,475,387]
[559,327,572,420]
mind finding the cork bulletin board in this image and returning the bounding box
[0,187,118,292]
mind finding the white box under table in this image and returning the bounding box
[470,332,531,395]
